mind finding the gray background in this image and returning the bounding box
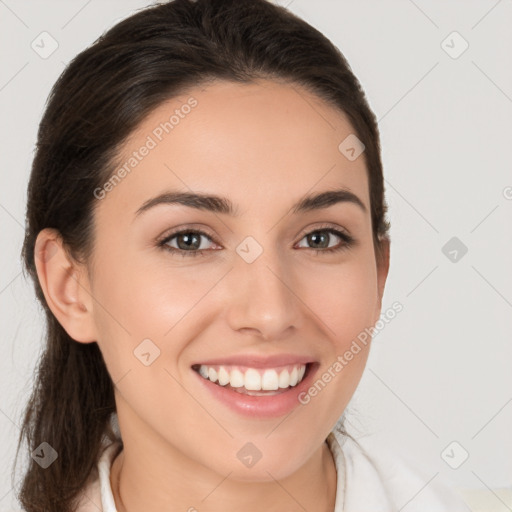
[1,0,511,509]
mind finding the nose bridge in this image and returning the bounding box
[225,238,301,339]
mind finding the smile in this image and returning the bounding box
[191,358,317,418]
[194,363,308,395]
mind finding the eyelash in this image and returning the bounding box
[157,225,355,258]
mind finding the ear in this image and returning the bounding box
[34,228,97,343]
[373,236,390,323]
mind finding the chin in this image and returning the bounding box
[203,443,315,483]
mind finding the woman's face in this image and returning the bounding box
[78,79,388,480]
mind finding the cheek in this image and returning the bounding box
[89,253,208,437]
[91,246,202,334]
[294,253,377,417]
[299,254,379,347]
[296,262,375,433]
[89,249,227,378]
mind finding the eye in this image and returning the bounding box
[295,227,355,254]
[158,229,218,257]
[157,226,355,258]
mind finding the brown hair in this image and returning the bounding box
[14,0,390,510]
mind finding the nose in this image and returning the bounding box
[224,245,303,341]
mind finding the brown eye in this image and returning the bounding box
[173,232,203,251]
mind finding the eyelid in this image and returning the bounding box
[294,222,352,241]
[156,222,356,262]
[156,224,220,246]
[157,222,352,246]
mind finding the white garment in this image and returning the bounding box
[75,428,471,511]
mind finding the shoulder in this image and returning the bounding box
[74,441,122,512]
[328,429,471,512]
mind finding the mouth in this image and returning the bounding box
[191,359,318,418]
[192,363,310,396]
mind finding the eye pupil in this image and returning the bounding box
[308,231,329,249]
[178,232,201,250]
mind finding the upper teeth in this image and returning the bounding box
[197,364,307,391]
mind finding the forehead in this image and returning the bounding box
[99,79,370,217]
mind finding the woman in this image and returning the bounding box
[15,0,471,510]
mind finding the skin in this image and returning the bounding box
[35,79,389,511]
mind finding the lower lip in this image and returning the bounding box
[193,364,318,418]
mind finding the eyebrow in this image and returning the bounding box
[134,187,367,218]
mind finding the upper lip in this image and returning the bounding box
[192,353,316,369]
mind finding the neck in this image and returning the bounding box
[110,437,337,512]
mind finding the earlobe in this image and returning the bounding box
[34,228,97,343]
